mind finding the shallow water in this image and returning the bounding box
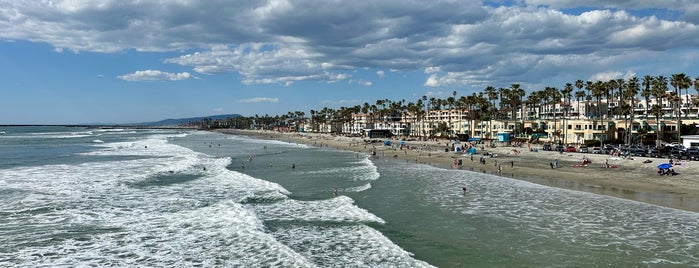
[1,127,697,267]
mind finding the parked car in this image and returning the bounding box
[649,147,663,158]
[669,149,688,160]
[603,144,616,154]
[555,145,565,152]
[542,144,552,151]
[627,145,647,157]
[578,145,589,153]
[686,149,699,161]
[566,146,577,152]
[591,147,602,154]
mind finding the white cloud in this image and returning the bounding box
[239,97,280,103]
[376,70,385,77]
[2,1,699,88]
[118,70,191,82]
[589,70,637,82]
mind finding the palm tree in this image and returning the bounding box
[428,97,441,137]
[446,91,457,138]
[652,76,669,144]
[671,73,692,141]
[641,75,654,119]
[589,81,605,141]
[626,77,640,144]
[511,84,526,137]
[671,73,692,118]
[484,86,498,139]
[574,80,586,119]
[455,95,468,136]
[561,83,573,144]
[420,95,428,139]
[498,87,511,133]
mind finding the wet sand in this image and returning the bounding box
[215,129,699,212]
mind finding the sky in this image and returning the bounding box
[2,0,699,124]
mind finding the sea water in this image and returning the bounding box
[0,126,697,267]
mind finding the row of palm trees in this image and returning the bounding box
[209,73,699,143]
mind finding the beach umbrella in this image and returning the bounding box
[657,163,672,169]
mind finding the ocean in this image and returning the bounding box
[0,126,697,267]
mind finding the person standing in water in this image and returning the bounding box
[333,188,338,197]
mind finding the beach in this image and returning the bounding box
[217,129,699,212]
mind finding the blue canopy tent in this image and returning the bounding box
[658,163,672,169]
[383,140,391,146]
[467,147,477,155]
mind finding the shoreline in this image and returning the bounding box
[214,129,699,213]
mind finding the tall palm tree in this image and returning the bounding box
[561,83,573,144]
[446,91,457,138]
[671,73,692,140]
[641,75,654,119]
[456,95,468,136]
[626,77,640,144]
[484,86,498,138]
[694,76,699,118]
[511,84,526,137]
[652,76,669,144]
[498,87,511,133]
[671,73,692,118]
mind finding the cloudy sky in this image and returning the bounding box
[2,0,699,124]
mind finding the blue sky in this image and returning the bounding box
[2,1,699,124]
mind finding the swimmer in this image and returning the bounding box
[462,187,467,195]
[291,163,295,169]
[333,188,338,197]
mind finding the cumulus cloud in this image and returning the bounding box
[239,97,280,103]
[118,70,191,82]
[2,1,699,88]
[376,70,385,78]
[589,70,638,82]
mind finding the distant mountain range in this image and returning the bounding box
[130,114,242,126]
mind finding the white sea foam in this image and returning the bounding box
[252,196,385,224]
[0,131,428,267]
[344,183,372,193]
[224,134,312,149]
[297,155,380,181]
[384,160,699,265]
[271,224,433,267]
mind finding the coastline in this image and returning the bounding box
[214,129,699,213]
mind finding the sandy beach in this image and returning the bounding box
[216,129,699,212]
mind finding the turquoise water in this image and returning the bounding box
[1,127,698,267]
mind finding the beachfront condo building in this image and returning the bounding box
[336,93,699,145]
